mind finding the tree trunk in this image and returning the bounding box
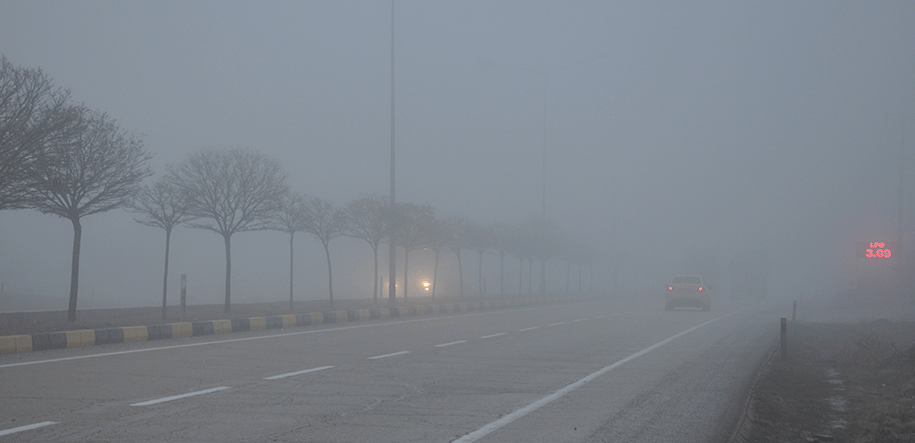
[323,240,334,305]
[162,227,171,319]
[455,250,464,297]
[566,261,571,294]
[527,259,532,296]
[388,235,396,304]
[372,245,379,304]
[67,217,82,322]
[578,264,583,294]
[477,252,483,298]
[499,254,505,298]
[403,248,409,299]
[431,249,440,299]
[289,232,295,311]
[224,233,232,313]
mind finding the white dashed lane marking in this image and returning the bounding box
[548,322,566,327]
[368,351,410,360]
[436,340,467,348]
[518,327,538,332]
[479,333,506,339]
[0,421,57,437]
[130,387,230,407]
[264,366,334,380]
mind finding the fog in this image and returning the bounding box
[1,2,913,311]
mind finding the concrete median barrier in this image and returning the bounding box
[249,317,267,331]
[169,322,192,338]
[266,316,283,330]
[370,307,390,319]
[65,330,96,348]
[323,311,348,323]
[231,318,250,332]
[122,326,148,343]
[213,319,231,334]
[280,315,297,328]
[0,335,31,354]
[0,296,549,353]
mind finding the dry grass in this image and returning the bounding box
[746,321,915,443]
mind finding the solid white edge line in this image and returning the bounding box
[0,421,57,437]
[435,340,467,347]
[130,386,230,407]
[264,365,334,380]
[453,311,740,443]
[518,327,538,332]
[368,351,410,360]
[479,333,506,339]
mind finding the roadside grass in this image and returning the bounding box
[746,321,915,443]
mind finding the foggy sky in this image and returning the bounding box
[1,1,913,310]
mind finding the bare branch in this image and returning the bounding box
[0,56,78,210]
[167,147,288,312]
[29,107,152,221]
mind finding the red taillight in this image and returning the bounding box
[698,286,703,291]
[668,286,673,291]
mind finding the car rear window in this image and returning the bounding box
[672,276,701,284]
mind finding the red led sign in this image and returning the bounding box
[862,241,893,259]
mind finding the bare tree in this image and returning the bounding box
[394,202,435,299]
[29,107,152,321]
[468,220,494,298]
[489,221,517,298]
[132,179,194,319]
[344,194,390,304]
[562,238,584,295]
[444,215,475,298]
[512,218,540,297]
[525,217,564,295]
[269,191,309,311]
[169,147,287,313]
[303,196,347,305]
[0,56,77,210]
[423,217,448,299]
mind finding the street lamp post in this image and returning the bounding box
[388,0,397,304]
[488,54,606,295]
[886,115,912,278]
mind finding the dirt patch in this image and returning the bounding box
[743,320,915,442]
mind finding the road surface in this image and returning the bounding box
[0,295,782,442]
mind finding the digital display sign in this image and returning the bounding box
[860,241,893,259]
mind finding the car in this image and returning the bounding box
[665,275,711,311]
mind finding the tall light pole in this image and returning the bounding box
[887,114,912,277]
[488,54,606,294]
[388,0,397,304]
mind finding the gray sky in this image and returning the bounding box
[1,1,913,310]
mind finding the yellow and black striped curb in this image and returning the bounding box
[0,296,575,354]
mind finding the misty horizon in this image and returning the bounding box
[1,1,912,312]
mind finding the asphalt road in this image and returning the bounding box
[0,295,782,442]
